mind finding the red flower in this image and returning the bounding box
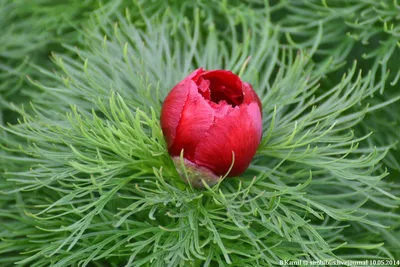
[161,68,262,187]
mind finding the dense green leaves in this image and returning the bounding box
[0,0,399,266]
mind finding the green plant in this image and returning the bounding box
[1,8,399,266]
[1,1,400,266]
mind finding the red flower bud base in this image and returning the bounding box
[172,157,220,188]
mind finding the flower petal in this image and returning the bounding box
[197,77,211,100]
[169,81,215,161]
[205,100,232,119]
[199,70,244,106]
[161,68,204,148]
[243,82,262,114]
[194,102,263,176]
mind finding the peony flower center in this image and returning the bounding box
[195,72,244,107]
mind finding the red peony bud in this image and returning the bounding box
[161,68,263,188]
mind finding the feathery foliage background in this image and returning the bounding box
[1,0,399,266]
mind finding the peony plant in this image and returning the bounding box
[161,68,262,187]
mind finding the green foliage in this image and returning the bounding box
[0,0,143,125]
[268,0,400,170]
[0,0,264,125]
[1,0,400,266]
